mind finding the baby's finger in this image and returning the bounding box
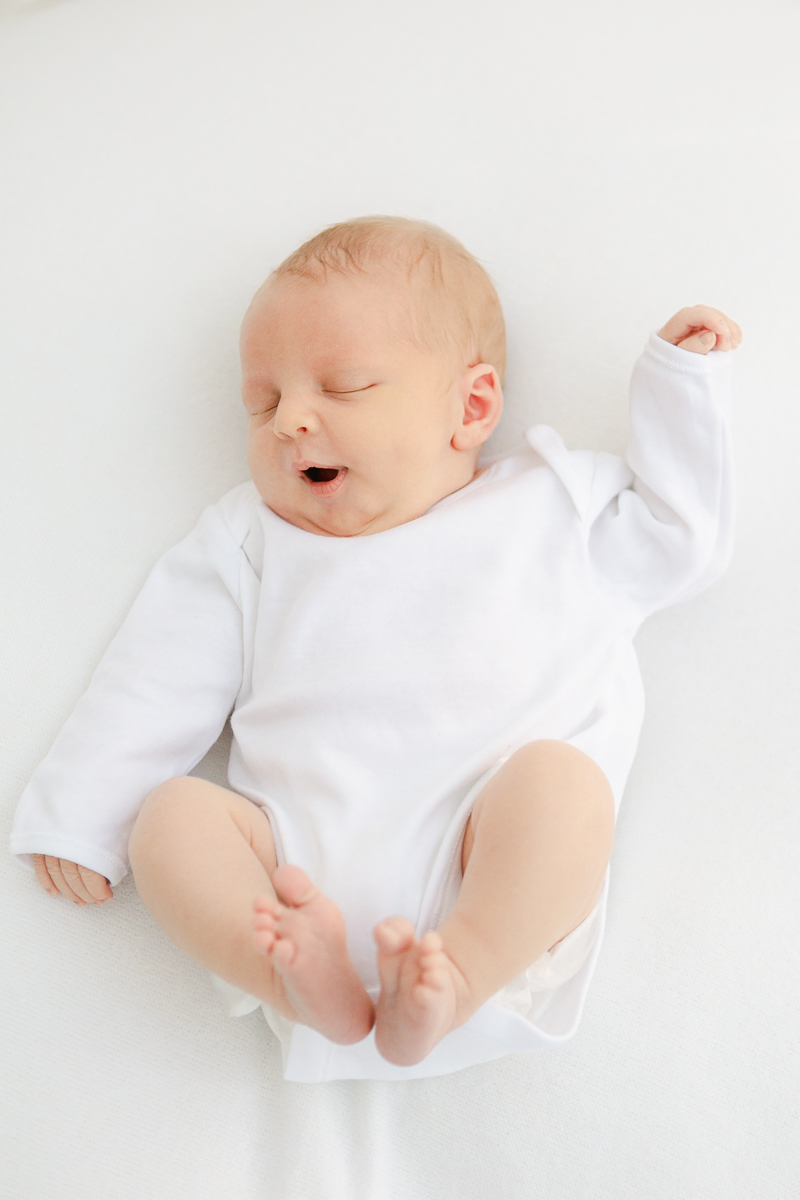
[659,306,719,347]
[666,305,727,348]
[696,305,745,351]
[698,306,735,350]
[45,856,86,905]
[77,864,113,902]
[677,330,717,355]
[710,308,743,349]
[687,305,733,345]
[31,854,59,898]
[60,860,100,905]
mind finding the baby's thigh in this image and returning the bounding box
[130,776,278,877]
[461,740,613,873]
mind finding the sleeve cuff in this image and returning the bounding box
[9,836,129,886]
[645,330,733,376]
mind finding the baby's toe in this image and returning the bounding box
[272,864,317,908]
[253,907,278,932]
[374,916,415,955]
[412,980,444,1008]
[418,935,449,971]
[375,917,416,996]
[419,962,450,992]
[253,894,281,917]
[253,927,276,953]
[418,934,445,968]
[270,936,297,968]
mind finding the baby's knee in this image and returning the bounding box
[140,775,199,819]
[128,776,196,860]
[510,741,615,826]
[519,739,609,784]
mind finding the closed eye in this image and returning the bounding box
[247,402,279,419]
[321,384,378,396]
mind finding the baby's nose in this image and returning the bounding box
[272,393,319,438]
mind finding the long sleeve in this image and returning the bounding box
[527,333,734,619]
[9,495,249,885]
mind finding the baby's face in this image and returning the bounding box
[240,270,489,537]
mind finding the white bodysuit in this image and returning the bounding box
[10,334,734,1082]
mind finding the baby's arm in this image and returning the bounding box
[10,494,250,898]
[572,305,741,615]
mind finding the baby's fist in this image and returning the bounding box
[659,306,742,354]
[32,853,113,906]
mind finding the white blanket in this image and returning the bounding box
[2,0,798,1194]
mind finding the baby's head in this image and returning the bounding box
[240,216,506,537]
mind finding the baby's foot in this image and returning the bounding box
[253,865,374,1045]
[373,918,472,1066]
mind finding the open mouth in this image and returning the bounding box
[296,463,348,496]
[302,467,340,483]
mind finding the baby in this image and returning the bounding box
[11,216,740,1080]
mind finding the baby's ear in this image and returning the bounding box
[451,365,503,451]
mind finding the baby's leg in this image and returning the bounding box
[128,777,374,1044]
[374,741,615,1065]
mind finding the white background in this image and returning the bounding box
[1,1,799,1196]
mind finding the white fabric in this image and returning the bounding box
[9,333,732,1081]
[212,881,607,1077]
[5,0,799,1191]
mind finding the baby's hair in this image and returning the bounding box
[271,216,507,384]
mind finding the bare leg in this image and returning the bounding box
[128,777,374,1043]
[373,741,615,1065]
[251,865,375,1044]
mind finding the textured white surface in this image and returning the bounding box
[1,0,798,1195]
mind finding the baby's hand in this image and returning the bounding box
[31,854,113,906]
[659,305,743,354]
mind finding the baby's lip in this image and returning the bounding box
[291,459,345,476]
[292,459,349,497]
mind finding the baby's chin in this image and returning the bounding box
[257,479,388,538]
[256,475,440,539]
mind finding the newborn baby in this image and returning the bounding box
[11,217,740,1082]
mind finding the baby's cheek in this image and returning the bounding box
[247,412,276,433]
[247,423,277,458]
[246,435,275,483]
